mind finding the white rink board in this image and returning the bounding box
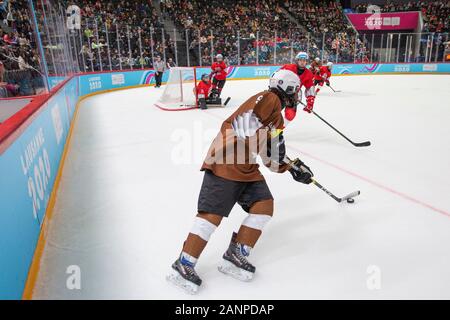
[33,75,450,299]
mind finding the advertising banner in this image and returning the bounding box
[346,12,420,31]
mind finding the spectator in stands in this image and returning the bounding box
[3,31,17,45]
[166,57,176,69]
[0,60,19,97]
[0,61,6,97]
[0,1,9,13]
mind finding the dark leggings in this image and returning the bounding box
[155,72,163,86]
[212,78,226,90]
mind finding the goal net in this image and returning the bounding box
[154,67,198,110]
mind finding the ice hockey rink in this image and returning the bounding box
[32,74,450,299]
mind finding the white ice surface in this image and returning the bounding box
[33,75,450,299]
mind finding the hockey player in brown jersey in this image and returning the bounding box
[167,69,315,294]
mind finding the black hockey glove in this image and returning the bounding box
[326,81,330,86]
[267,132,286,164]
[289,158,313,184]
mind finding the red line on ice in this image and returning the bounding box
[289,146,450,219]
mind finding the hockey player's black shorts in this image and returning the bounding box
[212,78,226,88]
[198,170,273,217]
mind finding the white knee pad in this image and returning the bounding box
[242,214,272,231]
[190,217,217,241]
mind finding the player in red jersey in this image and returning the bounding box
[210,54,228,98]
[310,57,322,77]
[314,62,333,94]
[280,52,316,126]
[194,74,212,110]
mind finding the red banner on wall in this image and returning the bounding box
[346,11,420,31]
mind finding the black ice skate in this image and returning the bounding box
[209,88,219,100]
[166,252,202,295]
[218,232,256,282]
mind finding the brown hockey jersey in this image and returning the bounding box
[201,90,290,181]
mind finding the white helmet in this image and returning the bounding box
[216,54,223,60]
[326,62,333,69]
[295,51,309,61]
[315,57,320,62]
[269,69,300,97]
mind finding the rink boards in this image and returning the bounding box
[0,63,449,299]
[47,62,450,93]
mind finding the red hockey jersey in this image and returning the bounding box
[280,64,315,97]
[211,62,228,80]
[315,66,331,82]
[195,80,212,98]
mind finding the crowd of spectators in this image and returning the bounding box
[283,0,369,62]
[284,0,351,34]
[163,0,371,65]
[354,1,449,33]
[62,0,174,72]
[1,0,43,97]
[163,0,299,65]
[0,0,177,98]
[0,0,448,98]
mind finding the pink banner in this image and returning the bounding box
[346,12,420,31]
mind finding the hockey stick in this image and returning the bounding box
[328,85,341,93]
[312,111,371,147]
[286,157,360,203]
[297,102,370,147]
[311,179,360,203]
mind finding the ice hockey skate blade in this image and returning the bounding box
[218,259,254,282]
[166,269,199,295]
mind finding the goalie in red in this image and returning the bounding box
[194,73,230,109]
[194,74,212,110]
[314,62,333,94]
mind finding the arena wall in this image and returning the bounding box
[0,77,78,299]
[0,62,448,299]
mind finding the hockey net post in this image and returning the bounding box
[154,67,199,111]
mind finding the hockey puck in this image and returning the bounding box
[346,198,355,203]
